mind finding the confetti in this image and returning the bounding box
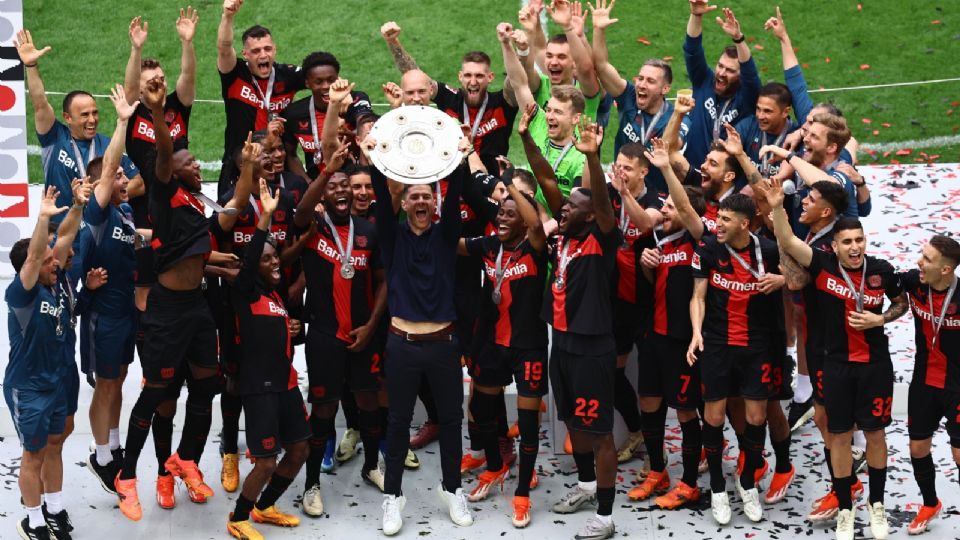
[637,36,651,45]
[753,44,764,51]
[932,20,942,25]
[862,118,873,124]
[825,57,831,63]
[859,64,871,70]
[896,148,913,156]
[882,123,892,128]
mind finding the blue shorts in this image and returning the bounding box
[80,311,136,380]
[4,386,67,452]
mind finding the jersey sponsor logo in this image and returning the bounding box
[703,96,740,125]
[57,148,77,171]
[133,117,185,143]
[228,80,294,112]
[295,134,319,151]
[232,226,288,245]
[111,226,136,244]
[483,261,533,281]
[710,271,761,292]
[39,300,63,318]
[660,249,690,266]
[309,235,370,268]
[910,297,960,327]
[821,276,885,307]
[250,296,289,318]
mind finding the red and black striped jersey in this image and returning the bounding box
[280,91,372,179]
[220,61,304,161]
[652,225,706,340]
[800,226,836,360]
[302,216,381,343]
[464,236,547,349]
[219,186,297,255]
[806,250,902,364]
[691,234,782,349]
[433,85,519,174]
[230,228,297,395]
[149,178,212,274]
[608,184,661,305]
[541,224,620,335]
[901,269,960,391]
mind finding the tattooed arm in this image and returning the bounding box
[779,246,810,290]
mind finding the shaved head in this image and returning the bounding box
[400,69,432,105]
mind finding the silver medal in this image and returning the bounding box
[492,289,502,305]
[340,264,356,280]
[554,277,565,290]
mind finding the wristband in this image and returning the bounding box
[515,47,530,57]
[732,34,745,44]
[23,62,37,68]
[785,151,796,162]
[501,167,515,187]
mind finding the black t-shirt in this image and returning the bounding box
[218,185,297,256]
[651,225,705,340]
[149,178,212,274]
[434,84,518,175]
[806,251,902,364]
[126,92,192,227]
[465,236,547,349]
[541,224,621,336]
[901,269,960,391]
[273,172,309,207]
[281,91,372,179]
[230,228,297,395]
[220,61,304,160]
[609,184,661,306]
[302,215,381,343]
[691,234,782,349]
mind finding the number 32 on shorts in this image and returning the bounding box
[872,397,892,421]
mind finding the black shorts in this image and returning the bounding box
[139,284,218,383]
[472,342,548,397]
[305,330,381,403]
[809,353,826,405]
[823,360,893,433]
[700,343,777,402]
[638,333,702,411]
[613,299,647,355]
[134,246,157,287]
[242,389,311,457]
[550,332,616,434]
[771,352,793,401]
[908,384,960,447]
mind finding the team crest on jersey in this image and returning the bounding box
[274,82,285,94]
[355,235,367,248]
[949,303,958,315]
[867,275,882,288]
[274,210,286,222]
[165,111,176,123]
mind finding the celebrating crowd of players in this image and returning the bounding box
[5,1,959,540]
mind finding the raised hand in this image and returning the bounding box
[381,82,402,108]
[758,143,789,161]
[721,123,744,156]
[241,132,263,164]
[329,78,355,104]
[548,0,573,29]
[14,29,51,66]
[511,29,530,52]
[85,268,109,290]
[325,137,351,172]
[763,6,787,41]
[569,1,586,36]
[259,178,280,215]
[176,6,199,42]
[129,16,149,49]
[39,186,68,218]
[517,102,538,136]
[142,77,166,110]
[223,0,243,17]
[358,136,377,160]
[266,116,285,139]
[763,176,786,209]
[109,84,137,121]
[517,6,539,32]
[72,178,92,206]
[588,0,619,29]
[675,94,696,115]
[574,117,600,154]
[645,137,670,169]
[689,0,718,17]
[496,22,514,44]
[716,7,742,39]
[380,21,401,42]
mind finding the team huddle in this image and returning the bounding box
[5,1,959,539]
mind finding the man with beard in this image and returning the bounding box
[765,180,908,540]
[697,138,742,233]
[217,0,304,196]
[682,0,761,169]
[591,0,686,194]
[16,29,141,218]
[113,80,257,522]
[899,235,960,535]
[381,21,519,175]
[281,53,372,180]
[734,83,800,179]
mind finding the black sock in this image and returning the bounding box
[177,387,215,461]
[255,474,294,510]
[572,451,597,483]
[614,367,642,433]
[359,409,382,472]
[679,418,702,487]
[702,422,725,493]
[515,409,539,498]
[834,475,853,510]
[868,466,886,505]
[739,422,766,490]
[596,486,615,516]
[640,405,668,472]
[912,454,938,507]
[152,413,174,476]
[306,414,333,489]
[342,387,360,431]
[220,392,242,455]
[825,446,835,483]
[467,420,483,453]
[120,386,166,480]
[468,391,502,471]
[771,433,792,474]
[231,494,256,522]
[496,393,509,438]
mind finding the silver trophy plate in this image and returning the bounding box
[368,105,464,185]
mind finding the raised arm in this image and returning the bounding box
[54,180,91,267]
[499,23,536,111]
[20,187,68,290]
[517,103,564,215]
[763,175,813,267]
[294,141,349,228]
[765,7,796,70]
[779,247,810,290]
[577,118,614,232]
[219,133,259,231]
[517,2,546,91]
[217,0,241,74]
[175,6,198,106]
[686,0,716,38]
[380,22,423,75]
[143,79,173,183]
[716,7,750,63]
[590,0,627,98]
[504,168,546,252]
[723,123,762,186]
[548,0,600,98]
[95,86,137,208]
[321,79,354,160]
[762,144,835,187]
[14,30,55,134]
[610,171,661,235]
[124,17,148,104]
[648,138,704,240]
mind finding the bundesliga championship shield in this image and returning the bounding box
[368,105,464,184]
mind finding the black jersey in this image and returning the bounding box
[608,184,661,305]
[807,250,902,364]
[126,92,192,227]
[541,224,620,335]
[280,91,372,179]
[801,224,836,359]
[230,228,297,395]
[302,215,381,343]
[149,179,212,274]
[434,84,518,174]
[220,61,303,161]
[651,225,705,340]
[691,234,781,349]
[465,236,547,349]
[219,185,297,255]
[901,269,960,390]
